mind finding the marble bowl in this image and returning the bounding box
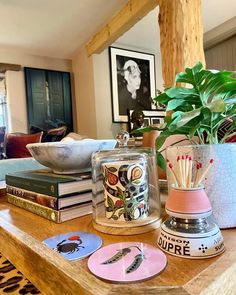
[26,139,117,174]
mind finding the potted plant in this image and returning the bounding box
[141,62,236,168]
[141,62,236,228]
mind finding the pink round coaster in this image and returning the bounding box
[87,242,167,282]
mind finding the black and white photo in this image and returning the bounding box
[109,47,156,122]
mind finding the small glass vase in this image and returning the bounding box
[92,146,162,235]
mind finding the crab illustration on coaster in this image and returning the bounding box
[43,232,102,261]
[88,242,167,282]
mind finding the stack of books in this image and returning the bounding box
[6,169,93,223]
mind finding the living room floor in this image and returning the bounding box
[0,252,41,294]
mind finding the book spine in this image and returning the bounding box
[6,186,58,210]
[6,175,58,196]
[7,193,61,223]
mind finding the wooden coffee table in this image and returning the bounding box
[0,193,235,295]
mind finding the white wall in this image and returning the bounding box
[5,71,28,132]
[0,48,72,133]
[72,47,97,138]
[0,48,72,71]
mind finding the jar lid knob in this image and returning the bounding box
[116,130,129,147]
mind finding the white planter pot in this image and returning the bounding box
[166,143,236,229]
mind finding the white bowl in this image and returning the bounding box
[27,139,117,174]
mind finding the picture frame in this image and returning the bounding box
[128,109,166,133]
[109,47,156,123]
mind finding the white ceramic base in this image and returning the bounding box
[157,219,225,259]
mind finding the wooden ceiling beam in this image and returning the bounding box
[86,0,159,56]
[0,63,21,73]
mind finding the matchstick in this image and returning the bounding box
[177,156,184,187]
[195,159,214,187]
[181,155,186,187]
[185,155,189,187]
[168,163,180,187]
[187,156,193,188]
[193,162,201,187]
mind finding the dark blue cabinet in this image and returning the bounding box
[24,67,73,133]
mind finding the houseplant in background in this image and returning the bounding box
[141,62,236,228]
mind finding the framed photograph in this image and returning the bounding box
[109,47,156,123]
[128,109,165,133]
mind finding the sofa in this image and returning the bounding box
[0,128,66,181]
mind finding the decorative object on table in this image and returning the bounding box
[166,144,236,229]
[88,242,167,282]
[128,109,166,137]
[102,160,149,221]
[7,194,92,223]
[6,185,92,210]
[26,139,116,174]
[6,169,93,223]
[6,169,92,197]
[138,62,236,228]
[109,47,156,123]
[92,131,161,235]
[157,155,225,259]
[43,232,102,260]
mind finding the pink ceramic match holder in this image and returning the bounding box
[165,185,212,219]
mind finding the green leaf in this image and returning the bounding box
[111,215,118,220]
[155,133,169,150]
[140,62,236,147]
[116,187,125,200]
[118,209,126,217]
[176,109,201,128]
[207,98,226,112]
[157,152,166,170]
[166,87,198,99]
[107,196,114,210]
[154,92,170,105]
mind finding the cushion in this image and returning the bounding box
[5,132,43,158]
[0,126,6,159]
[42,126,67,142]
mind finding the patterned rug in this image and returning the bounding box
[0,252,41,294]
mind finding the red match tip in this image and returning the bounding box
[169,163,173,169]
[186,155,188,159]
[182,155,185,160]
[199,162,202,168]
[210,159,214,163]
[177,156,180,161]
[189,156,192,160]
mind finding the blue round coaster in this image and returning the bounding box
[43,231,103,260]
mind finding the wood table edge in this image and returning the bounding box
[183,249,236,294]
[0,216,111,295]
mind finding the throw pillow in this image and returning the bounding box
[42,126,67,142]
[0,126,6,159]
[6,132,43,158]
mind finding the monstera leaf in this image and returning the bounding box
[154,62,236,146]
[138,62,236,170]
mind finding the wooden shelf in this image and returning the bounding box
[0,194,235,295]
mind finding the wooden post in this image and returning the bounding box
[159,0,205,88]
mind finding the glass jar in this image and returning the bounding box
[92,146,161,235]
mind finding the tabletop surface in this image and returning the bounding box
[0,192,236,295]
